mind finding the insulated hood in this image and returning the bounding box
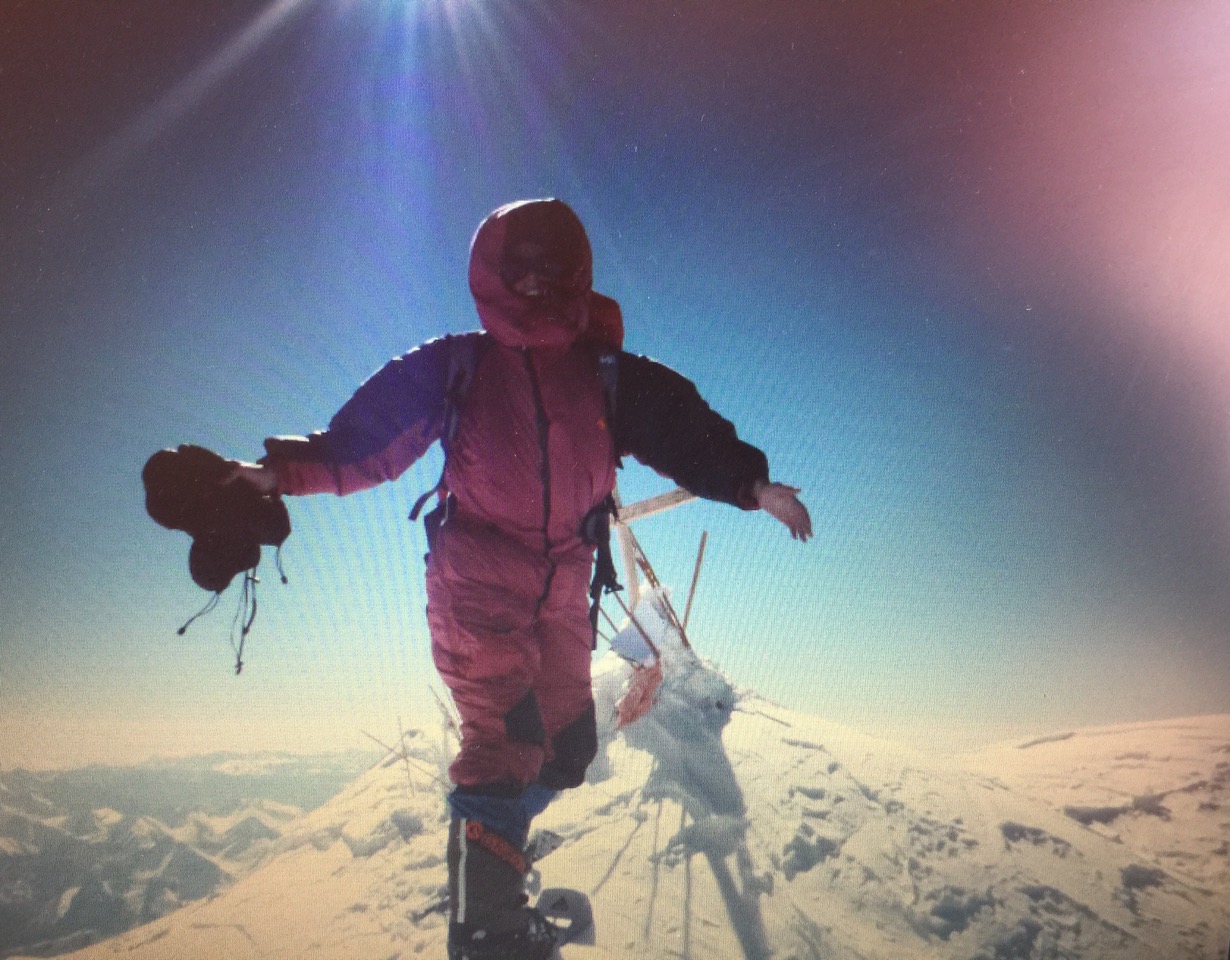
[469,199,594,349]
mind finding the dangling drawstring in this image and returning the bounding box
[176,566,258,674]
[176,549,288,673]
[230,571,259,675]
[243,572,258,635]
[275,544,288,585]
[177,593,220,635]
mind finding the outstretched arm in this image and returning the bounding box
[229,335,461,497]
[614,352,811,541]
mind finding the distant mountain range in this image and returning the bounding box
[0,750,377,958]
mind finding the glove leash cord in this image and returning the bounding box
[231,572,259,675]
[177,593,220,636]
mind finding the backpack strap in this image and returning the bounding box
[581,348,623,645]
[441,335,483,455]
[597,349,621,469]
[582,492,621,647]
[409,334,485,524]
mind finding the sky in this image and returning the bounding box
[2,0,1228,768]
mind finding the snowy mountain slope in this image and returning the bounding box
[0,806,229,958]
[963,716,1230,894]
[47,596,1230,960]
[0,752,374,958]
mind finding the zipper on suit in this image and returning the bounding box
[523,351,557,613]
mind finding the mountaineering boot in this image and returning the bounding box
[446,816,557,960]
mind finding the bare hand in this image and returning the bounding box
[753,480,812,542]
[224,460,279,496]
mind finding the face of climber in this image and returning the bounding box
[470,199,595,349]
[500,229,588,304]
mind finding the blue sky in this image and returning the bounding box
[2,0,1228,767]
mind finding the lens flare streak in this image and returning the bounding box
[71,0,315,190]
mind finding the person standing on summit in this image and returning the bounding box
[229,198,811,960]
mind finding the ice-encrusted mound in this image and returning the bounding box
[592,591,741,816]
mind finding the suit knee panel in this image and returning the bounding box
[504,689,546,746]
[538,701,597,790]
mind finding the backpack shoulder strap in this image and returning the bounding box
[580,347,623,644]
[597,349,618,420]
[440,332,485,456]
[409,332,487,521]
[597,349,620,468]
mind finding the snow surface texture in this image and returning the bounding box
[43,589,1230,960]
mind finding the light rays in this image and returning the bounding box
[67,0,316,194]
[358,0,598,199]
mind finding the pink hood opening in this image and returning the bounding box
[469,199,598,350]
